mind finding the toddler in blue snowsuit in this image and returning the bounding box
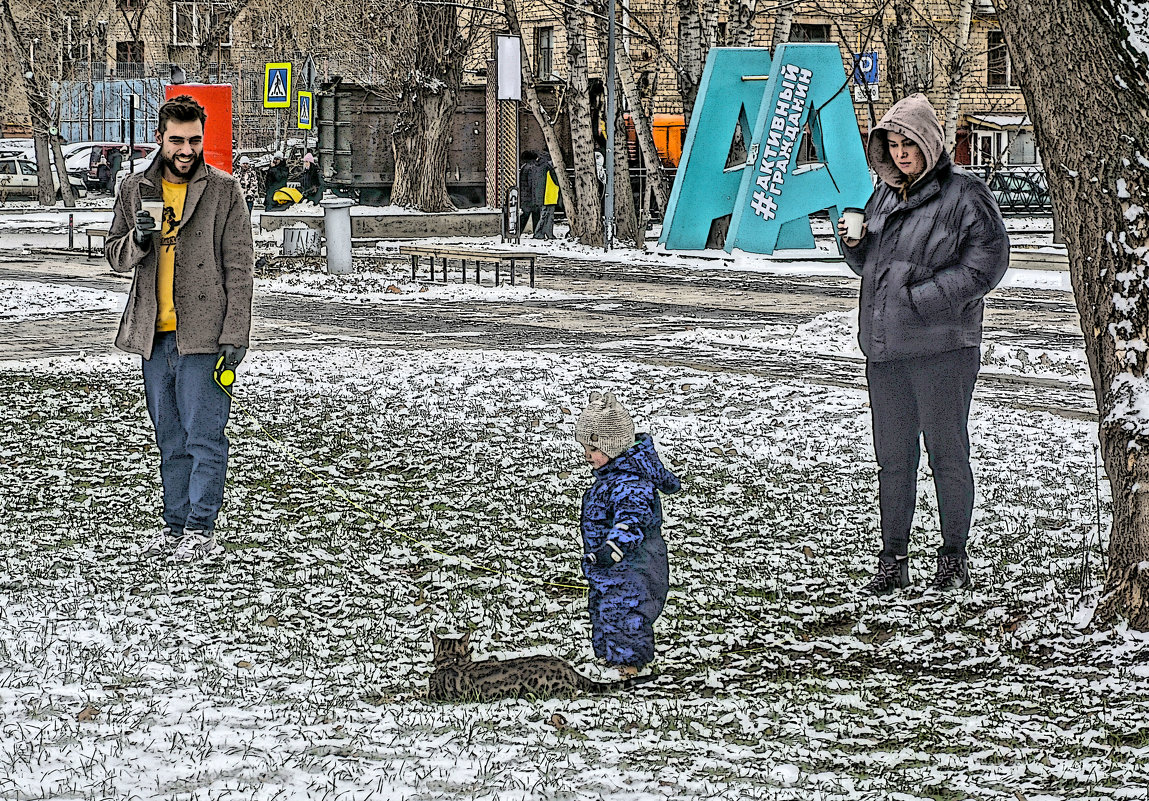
[575,392,680,674]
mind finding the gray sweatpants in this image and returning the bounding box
[866,346,980,560]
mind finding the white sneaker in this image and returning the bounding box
[169,530,221,563]
[140,526,179,557]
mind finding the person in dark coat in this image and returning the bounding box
[95,158,111,193]
[300,152,322,204]
[107,147,126,193]
[264,152,288,210]
[535,152,559,240]
[839,92,1009,595]
[576,392,680,674]
[518,151,543,236]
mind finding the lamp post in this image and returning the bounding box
[604,0,616,251]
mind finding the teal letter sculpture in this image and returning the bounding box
[660,44,873,255]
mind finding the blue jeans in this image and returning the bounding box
[142,332,232,532]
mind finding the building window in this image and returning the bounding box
[171,2,233,47]
[116,41,145,78]
[536,27,554,81]
[972,130,1008,166]
[987,30,1014,87]
[790,23,831,43]
[173,2,196,45]
[202,2,233,47]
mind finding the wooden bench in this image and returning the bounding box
[399,245,537,288]
[86,227,110,259]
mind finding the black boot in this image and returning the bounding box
[931,555,972,590]
[860,556,910,595]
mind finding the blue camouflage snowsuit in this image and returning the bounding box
[581,433,680,667]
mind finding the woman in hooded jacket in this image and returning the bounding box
[838,93,1010,595]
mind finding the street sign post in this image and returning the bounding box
[264,63,291,108]
[298,92,313,129]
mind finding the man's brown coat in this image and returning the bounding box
[107,157,254,358]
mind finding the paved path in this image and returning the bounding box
[0,249,1094,420]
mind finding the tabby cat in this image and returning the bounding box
[427,631,653,702]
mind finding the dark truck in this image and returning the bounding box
[316,80,566,208]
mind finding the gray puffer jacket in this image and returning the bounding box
[843,94,1009,362]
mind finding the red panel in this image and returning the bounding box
[165,84,234,174]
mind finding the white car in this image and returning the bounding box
[114,148,158,195]
[0,155,87,198]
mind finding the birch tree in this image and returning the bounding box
[0,0,85,207]
[564,0,605,245]
[995,0,1149,628]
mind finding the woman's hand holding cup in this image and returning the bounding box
[838,207,867,248]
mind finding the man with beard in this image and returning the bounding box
[106,94,254,563]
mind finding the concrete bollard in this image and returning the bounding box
[320,197,355,275]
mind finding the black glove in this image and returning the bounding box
[585,540,624,567]
[218,344,247,366]
[133,209,157,245]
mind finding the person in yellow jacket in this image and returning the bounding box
[535,152,560,240]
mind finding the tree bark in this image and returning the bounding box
[770,4,794,52]
[943,0,974,155]
[389,3,460,211]
[677,0,704,125]
[564,2,604,245]
[615,31,670,218]
[726,0,757,47]
[997,0,1149,629]
[883,0,916,101]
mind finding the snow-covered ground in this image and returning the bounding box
[1,265,1146,799]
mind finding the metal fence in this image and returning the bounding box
[968,164,1052,214]
[54,53,382,151]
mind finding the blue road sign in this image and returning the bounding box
[264,63,291,108]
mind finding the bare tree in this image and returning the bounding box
[676,0,706,124]
[0,0,85,207]
[996,0,1149,628]
[502,0,577,229]
[563,0,605,244]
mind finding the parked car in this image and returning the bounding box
[114,148,157,195]
[63,142,157,189]
[0,155,88,198]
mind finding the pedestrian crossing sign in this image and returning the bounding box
[298,92,313,130]
[264,63,291,108]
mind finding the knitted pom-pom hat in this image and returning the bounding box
[575,392,635,459]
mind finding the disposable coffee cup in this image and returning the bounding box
[140,200,165,236]
[843,207,865,240]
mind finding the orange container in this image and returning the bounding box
[165,84,233,173]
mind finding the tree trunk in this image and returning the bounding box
[883,0,916,101]
[391,85,457,210]
[51,133,77,208]
[390,4,460,211]
[726,0,758,47]
[616,33,670,217]
[564,2,604,246]
[610,78,639,246]
[943,0,974,155]
[770,4,793,52]
[503,0,578,233]
[997,0,1149,629]
[677,0,704,125]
